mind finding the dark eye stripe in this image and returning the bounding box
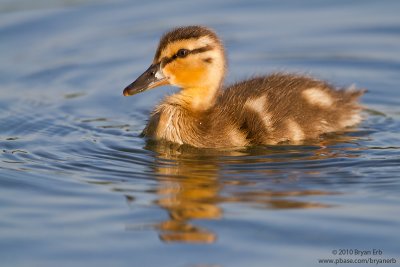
[191,45,213,54]
[160,45,214,67]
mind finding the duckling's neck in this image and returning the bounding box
[174,86,220,111]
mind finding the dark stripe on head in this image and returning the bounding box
[203,57,213,64]
[154,25,221,61]
[191,44,214,54]
[160,44,214,67]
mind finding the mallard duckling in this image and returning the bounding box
[123,26,364,148]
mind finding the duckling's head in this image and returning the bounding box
[123,26,226,106]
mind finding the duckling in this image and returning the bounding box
[123,25,364,148]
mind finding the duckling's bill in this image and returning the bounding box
[123,63,169,96]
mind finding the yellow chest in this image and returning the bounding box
[146,106,185,145]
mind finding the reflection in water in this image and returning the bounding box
[149,143,222,243]
[140,138,355,243]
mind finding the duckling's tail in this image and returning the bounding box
[338,86,366,128]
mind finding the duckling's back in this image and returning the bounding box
[211,73,364,145]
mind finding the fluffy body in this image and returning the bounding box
[124,26,364,148]
[142,73,363,148]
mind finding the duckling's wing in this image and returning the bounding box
[214,73,364,144]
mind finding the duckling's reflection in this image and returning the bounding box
[141,136,361,244]
[146,142,222,243]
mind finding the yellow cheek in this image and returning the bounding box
[164,61,206,87]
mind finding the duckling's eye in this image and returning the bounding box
[176,49,189,58]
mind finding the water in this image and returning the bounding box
[1,0,400,266]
